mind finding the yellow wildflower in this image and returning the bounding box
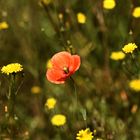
[51,114,66,126]
[46,59,52,69]
[1,63,23,75]
[58,13,63,20]
[132,7,140,18]
[45,97,56,109]
[110,51,125,60]
[77,12,86,24]
[31,86,41,94]
[41,0,52,5]
[103,0,116,10]
[129,79,140,91]
[0,21,9,30]
[131,104,138,114]
[76,128,93,140]
[122,43,138,53]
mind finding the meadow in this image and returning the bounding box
[0,0,140,139]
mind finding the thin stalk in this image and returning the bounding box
[8,74,16,139]
[130,53,139,72]
[70,77,88,128]
[70,77,78,111]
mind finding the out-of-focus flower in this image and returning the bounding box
[131,104,138,114]
[0,21,9,30]
[45,97,56,109]
[41,0,52,5]
[120,90,128,101]
[46,59,52,69]
[77,12,86,24]
[129,79,140,91]
[58,13,63,20]
[51,114,66,126]
[110,51,125,60]
[103,0,116,10]
[132,7,140,18]
[122,43,138,53]
[31,86,41,94]
[76,128,93,140]
[1,63,23,75]
[46,51,80,84]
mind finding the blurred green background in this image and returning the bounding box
[0,0,140,139]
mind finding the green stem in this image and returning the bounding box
[8,74,16,139]
[130,53,139,72]
[70,77,78,110]
[70,77,88,128]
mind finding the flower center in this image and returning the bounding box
[63,67,69,74]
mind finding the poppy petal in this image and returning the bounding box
[46,69,66,84]
[51,51,71,70]
[69,55,81,72]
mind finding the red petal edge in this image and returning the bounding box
[46,69,66,84]
[69,55,81,73]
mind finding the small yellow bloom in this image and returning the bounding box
[45,97,56,109]
[0,21,9,30]
[103,0,116,10]
[41,0,52,5]
[1,63,23,75]
[131,104,138,114]
[31,86,41,94]
[77,12,86,24]
[122,43,138,53]
[76,128,93,140]
[110,51,125,60]
[58,13,63,20]
[51,114,66,126]
[46,59,52,69]
[132,7,140,18]
[129,79,140,91]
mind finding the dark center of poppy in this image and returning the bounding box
[63,67,69,74]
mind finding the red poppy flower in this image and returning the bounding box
[46,51,81,84]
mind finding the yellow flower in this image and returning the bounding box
[0,21,9,30]
[132,7,140,18]
[58,13,63,20]
[129,79,140,91]
[77,12,86,24]
[46,59,52,69]
[45,97,56,109]
[41,0,52,5]
[31,86,41,94]
[76,128,93,140]
[1,63,23,75]
[122,43,138,53]
[103,0,116,10]
[110,51,125,60]
[51,114,66,126]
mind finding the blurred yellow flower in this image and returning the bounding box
[76,128,93,140]
[58,13,63,20]
[46,59,52,69]
[41,0,52,5]
[110,51,125,60]
[132,7,140,18]
[1,63,23,75]
[131,104,138,114]
[0,21,9,30]
[129,79,140,91]
[31,86,41,94]
[51,114,66,126]
[122,43,138,53]
[77,12,86,24]
[103,0,116,10]
[45,97,56,109]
